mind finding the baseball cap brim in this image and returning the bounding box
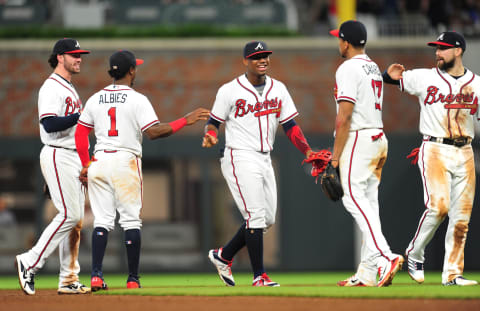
[329,29,340,38]
[245,51,272,59]
[427,41,455,47]
[136,59,144,66]
[64,49,90,54]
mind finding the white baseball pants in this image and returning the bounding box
[88,150,143,232]
[220,147,277,229]
[406,140,474,283]
[339,129,395,285]
[19,145,84,287]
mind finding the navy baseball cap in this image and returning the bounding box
[243,41,272,59]
[109,50,144,75]
[329,20,367,46]
[53,38,90,55]
[427,31,466,51]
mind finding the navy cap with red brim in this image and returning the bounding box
[64,49,90,54]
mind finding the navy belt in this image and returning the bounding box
[429,136,471,147]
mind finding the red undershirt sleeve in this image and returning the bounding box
[285,125,311,155]
[75,123,92,167]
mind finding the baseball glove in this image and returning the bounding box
[320,162,344,202]
[302,149,332,181]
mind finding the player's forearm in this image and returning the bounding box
[285,125,311,156]
[74,123,91,167]
[382,70,400,85]
[331,115,351,166]
[144,123,174,139]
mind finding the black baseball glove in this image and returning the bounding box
[320,162,344,201]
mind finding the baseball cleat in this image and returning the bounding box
[57,281,91,294]
[377,255,404,287]
[443,276,478,286]
[208,248,235,286]
[252,273,280,287]
[91,276,108,292]
[407,256,425,284]
[126,275,141,289]
[337,275,367,287]
[15,255,35,295]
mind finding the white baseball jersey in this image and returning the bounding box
[210,74,298,152]
[400,68,480,139]
[334,54,384,131]
[78,84,160,157]
[38,73,82,149]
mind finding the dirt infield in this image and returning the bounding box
[2,290,480,311]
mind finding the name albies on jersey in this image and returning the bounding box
[78,84,159,157]
[38,73,83,149]
[400,67,480,139]
[209,74,298,152]
[334,54,384,131]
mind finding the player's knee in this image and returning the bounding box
[119,219,142,231]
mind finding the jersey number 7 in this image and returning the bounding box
[371,79,382,110]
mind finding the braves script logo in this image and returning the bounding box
[424,86,478,115]
[235,98,282,118]
[64,96,82,116]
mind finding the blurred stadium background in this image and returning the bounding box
[0,0,479,275]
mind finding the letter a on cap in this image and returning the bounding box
[255,42,263,50]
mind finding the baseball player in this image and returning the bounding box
[384,31,478,286]
[75,50,209,291]
[329,21,403,287]
[202,41,313,287]
[15,38,91,295]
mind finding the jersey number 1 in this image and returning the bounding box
[107,107,118,136]
[371,79,382,110]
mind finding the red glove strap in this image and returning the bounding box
[206,130,217,139]
[169,117,187,134]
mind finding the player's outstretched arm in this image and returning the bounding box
[145,108,210,140]
[282,119,312,157]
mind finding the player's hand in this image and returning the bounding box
[202,132,218,148]
[387,64,405,80]
[79,167,88,188]
[184,108,210,125]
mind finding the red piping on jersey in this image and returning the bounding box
[230,149,251,227]
[236,77,264,152]
[265,80,274,151]
[48,77,79,102]
[280,112,298,124]
[347,131,390,261]
[406,141,430,257]
[337,96,356,104]
[136,157,143,210]
[210,112,225,123]
[78,120,94,128]
[436,68,453,138]
[28,149,67,271]
[102,88,133,92]
[352,56,373,62]
[456,73,476,137]
[141,120,160,132]
[40,113,58,119]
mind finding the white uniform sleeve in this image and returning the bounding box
[335,62,359,104]
[400,69,428,96]
[210,84,230,123]
[78,97,95,128]
[38,83,62,120]
[278,82,298,124]
[136,95,160,132]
